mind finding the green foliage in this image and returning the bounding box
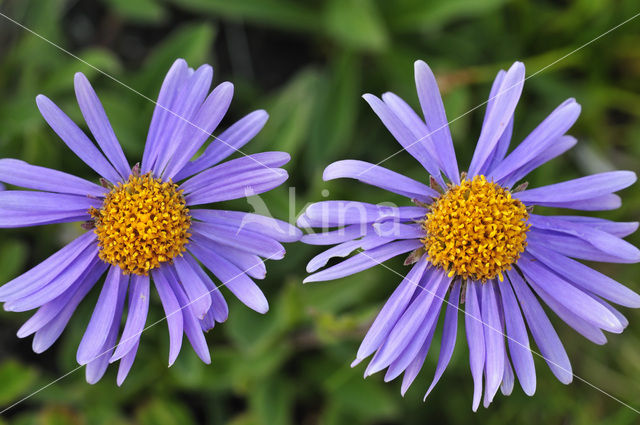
[0,0,639,424]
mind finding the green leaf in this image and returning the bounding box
[324,0,388,52]
[0,360,38,406]
[100,0,166,23]
[0,240,28,283]
[169,0,320,33]
[389,0,509,31]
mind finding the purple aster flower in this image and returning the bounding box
[0,58,300,385]
[297,60,640,410]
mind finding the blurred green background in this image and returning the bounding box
[0,0,639,423]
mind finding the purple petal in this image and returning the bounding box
[414,60,459,183]
[300,225,367,245]
[528,229,635,263]
[468,62,525,177]
[0,159,106,197]
[303,239,422,283]
[490,99,581,182]
[191,237,266,280]
[180,152,290,194]
[185,253,228,323]
[532,194,622,211]
[529,214,640,263]
[186,168,288,205]
[514,171,636,204]
[465,282,485,412]
[29,260,108,353]
[192,223,285,260]
[110,274,150,362]
[36,95,122,183]
[400,326,434,396]
[362,93,444,186]
[323,159,437,202]
[508,270,572,384]
[355,258,429,363]
[365,270,445,375]
[0,232,96,301]
[372,222,424,240]
[0,191,100,228]
[481,281,505,407]
[167,271,211,364]
[142,59,190,172]
[116,341,139,386]
[153,65,214,175]
[4,244,99,311]
[190,209,302,243]
[74,73,130,178]
[297,201,426,228]
[555,216,638,238]
[518,254,623,333]
[85,274,128,384]
[175,110,269,181]
[306,234,392,273]
[497,278,536,396]
[76,267,128,365]
[500,352,515,396]
[164,82,235,179]
[526,243,640,308]
[424,280,461,399]
[483,70,512,173]
[172,254,212,320]
[189,243,269,314]
[152,267,184,366]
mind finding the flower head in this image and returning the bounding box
[0,59,300,385]
[297,60,640,409]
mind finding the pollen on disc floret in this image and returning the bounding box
[422,175,529,282]
[89,172,191,276]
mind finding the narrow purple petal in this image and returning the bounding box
[153,65,214,175]
[362,93,444,186]
[468,62,525,177]
[490,99,581,182]
[189,243,269,314]
[110,274,150,362]
[323,159,437,202]
[497,278,536,396]
[297,201,427,228]
[192,237,266,280]
[514,171,636,204]
[529,214,640,263]
[531,194,622,211]
[518,254,623,333]
[508,270,572,384]
[0,232,96,301]
[142,59,189,172]
[306,234,392,273]
[164,82,235,179]
[0,192,100,228]
[186,168,288,205]
[85,274,128,384]
[555,216,638,238]
[481,281,505,407]
[185,253,228,323]
[175,110,269,181]
[190,209,302,243]
[465,282,485,412]
[116,341,139,386]
[0,159,106,197]
[172,254,212,320]
[29,260,107,353]
[192,223,285,260]
[528,229,635,263]
[152,267,184,366]
[500,352,515,396]
[167,272,211,364]
[424,280,460,399]
[355,258,429,363]
[74,73,130,178]
[76,267,128,365]
[526,243,640,308]
[372,222,423,240]
[303,239,422,283]
[300,225,367,245]
[414,60,459,183]
[36,95,122,183]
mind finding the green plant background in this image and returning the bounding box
[0,0,639,423]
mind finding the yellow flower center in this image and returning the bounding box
[89,173,191,276]
[422,175,529,282]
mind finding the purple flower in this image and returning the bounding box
[0,59,300,385]
[297,60,640,410]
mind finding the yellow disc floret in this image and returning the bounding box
[89,173,191,276]
[422,175,529,282]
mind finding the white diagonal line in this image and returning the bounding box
[355,250,640,414]
[0,11,283,178]
[0,250,280,415]
[358,11,640,176]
